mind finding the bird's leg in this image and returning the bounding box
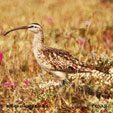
[57,79,70,94]
[62,79,69,85]
[62,80,66,85]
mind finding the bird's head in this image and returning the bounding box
[27,23,43,33]
[3,23,43,36]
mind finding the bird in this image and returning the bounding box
[3,23,113,85]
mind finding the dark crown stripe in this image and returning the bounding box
[31,23,42,28]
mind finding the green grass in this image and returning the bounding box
[0,0,113,112]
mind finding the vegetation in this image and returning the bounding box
[0,0,113,112]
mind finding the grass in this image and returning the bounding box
[0,0,113,112]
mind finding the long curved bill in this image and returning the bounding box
[3,26,30,36]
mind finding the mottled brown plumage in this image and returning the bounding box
[41,47,94,73]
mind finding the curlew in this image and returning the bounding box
[4,23,113,85]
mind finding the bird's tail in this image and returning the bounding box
[70,64,113,85]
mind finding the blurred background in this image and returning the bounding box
[0,0,113,57]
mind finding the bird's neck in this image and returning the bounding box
[32,31,44,50]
